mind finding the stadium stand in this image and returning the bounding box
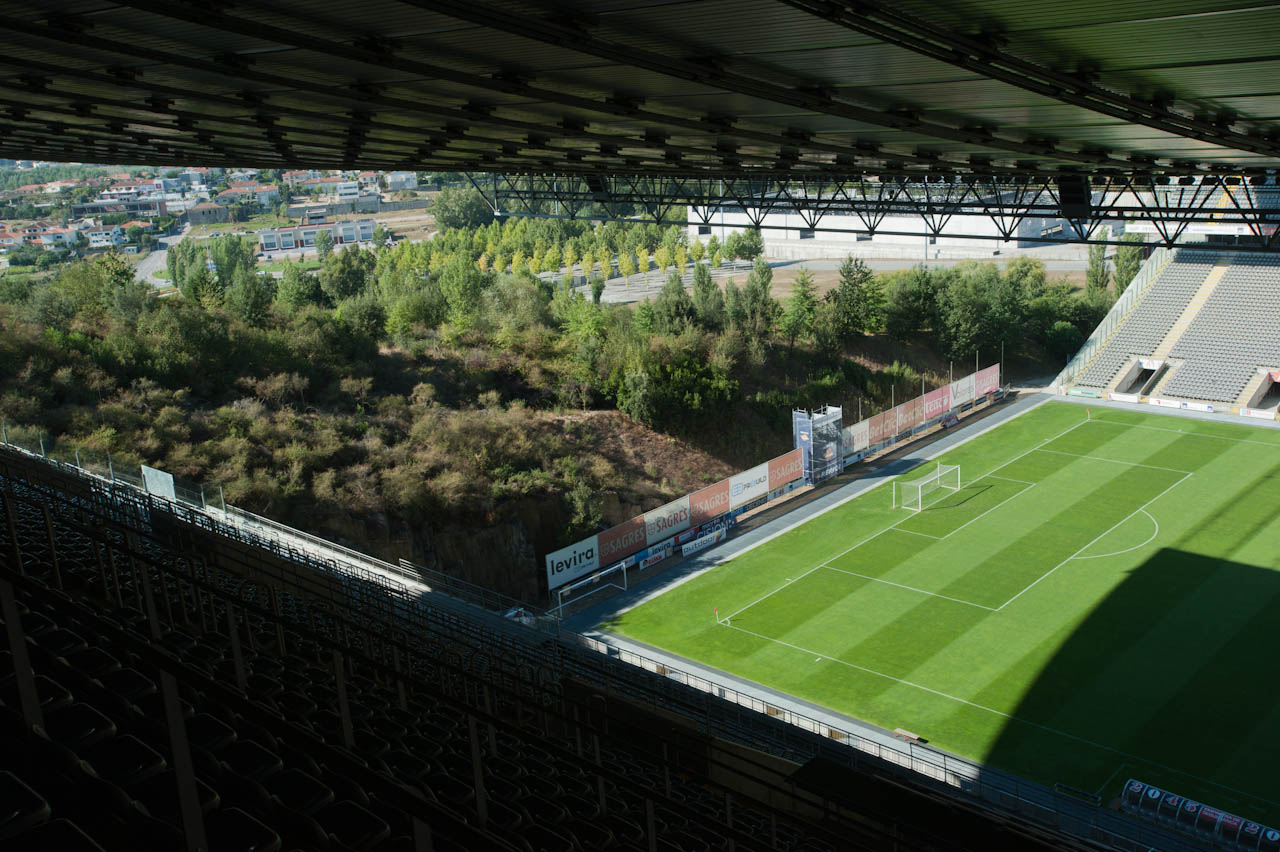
[1160,255,1280,403]
[0,445,1203,851]
[1074,251,1218,390]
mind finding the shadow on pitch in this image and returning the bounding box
[976,548,1280,824]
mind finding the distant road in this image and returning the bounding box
[134,226,188,288]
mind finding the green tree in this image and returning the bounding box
[653,271,695,334]
[336,292,388,340]
[594,244,612,279]
[590,276,607,304]
[741,257,778,338]
[780,267,818,352]
[1114,233,1144,295]
[432,187,495,230]
[1086,242,1111,299]
[724,278,745,330]
[208,234,255,287]
[318,247,369,303]
[653,244,672,276]
[181,262,220,307]
[372,224,391,246]
[1046,320,1084,362]
[276,262,325,309]
[884,265,939,343]
[224,270,275,327]
[314,229,334,261]
[738,228,764,260]
[439,255,485,332]
[827,256,884,346]
[691,261,724,331]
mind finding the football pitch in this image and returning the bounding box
[608,400,1280,822]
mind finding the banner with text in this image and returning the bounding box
[546,447,806,589]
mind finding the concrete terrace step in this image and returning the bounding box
[1150,259,1231,360]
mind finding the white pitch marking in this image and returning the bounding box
[1074,510,1160,560]
[997,472,1193,610]
[718,620,1280,808]
[821,565,997,611]
[723,414,1090,622]
[1033,447,1193,474]
[1089,415,1280,448]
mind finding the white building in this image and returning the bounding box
[688,197,1084,260]
[85,225,126,249]
[386,171,418,191]
[335,182,361,203]
[256,219,375,253]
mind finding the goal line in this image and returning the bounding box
[894,463,961,513]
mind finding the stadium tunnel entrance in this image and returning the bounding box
[979,548,1280,841]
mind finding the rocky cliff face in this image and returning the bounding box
[295,409,741,604]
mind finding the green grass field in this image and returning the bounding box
[609,401,1280,822]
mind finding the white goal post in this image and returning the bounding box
[895,464,961,513]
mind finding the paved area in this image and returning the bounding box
[133,226,188,288]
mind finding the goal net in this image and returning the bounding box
[896,464,961,513]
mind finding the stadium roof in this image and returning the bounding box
[1,1,1279,178]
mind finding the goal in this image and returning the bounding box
[896,464,961,513]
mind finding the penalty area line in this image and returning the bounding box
[997,472,1192,611]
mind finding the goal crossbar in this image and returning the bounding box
[896,464,961,513]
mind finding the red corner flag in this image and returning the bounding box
[714,606,719,621]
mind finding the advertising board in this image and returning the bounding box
[768,448,804,490]
[950,373,975,406]
[1109,392,1139,403]
[976,364,1000,396]
[598,516,647,566]
[1241,407,1276,420]
[897,397,922,434]
[844,420,869,454]
[922,385,950,420]
[644,495,690,546]
[868,410,890,444]
[141,465,177,501]
[729,462,769,509]
[689,479,731,526]
[682,528,727,556]
[545,538,600,590]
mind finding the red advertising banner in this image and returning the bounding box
[689,479,731,527]
[898,397,923,433]
[768,448,804,490]
[923,385,950,420]
[976,364,1000,396]
[868,411,890,444]
[597,516,647,565]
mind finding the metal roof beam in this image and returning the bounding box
[779,0,1280,162]
[402,0,1116,168]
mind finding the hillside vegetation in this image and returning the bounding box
[0,212,1120,598]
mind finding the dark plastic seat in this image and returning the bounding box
[316,799,391,851]
[222,738,284,783]
[63,647,121,679]
[127,770,220,822]
[5,818,105,851]
[0,674,73,714]
[0,770,51,840]
[96,667,157,703]
[37,628,88,657]
[43,702,116,750]
[265,767,335,815]
[186,712,236,751]
[81,734,167,787]
[207,806,282,852]
[383,749,432,782]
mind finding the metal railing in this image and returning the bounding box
[1055,245,1173,388]
[0,436,1208,852]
